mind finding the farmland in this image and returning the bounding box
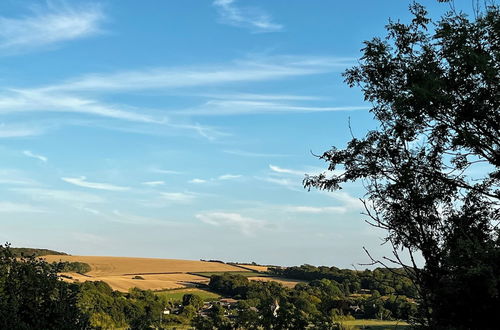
[42,255,287,292]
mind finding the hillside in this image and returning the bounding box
[43,255,263,292]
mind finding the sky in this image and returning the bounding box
[0,0,459,267]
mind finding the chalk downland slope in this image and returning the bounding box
[44,255,245,292]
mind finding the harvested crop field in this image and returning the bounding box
[237,264,269,272]
[43,255,242,275]
[44,255,244,292]
[61,272,209,291]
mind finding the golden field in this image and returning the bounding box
[248,276,304,288]
[43,255,246,292]
[237,264,269,272]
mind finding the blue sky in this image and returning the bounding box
[0,0,455,267]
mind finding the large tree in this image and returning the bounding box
[0,244,88,329]
[305,2,499,328]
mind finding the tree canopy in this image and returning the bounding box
[305,2,500,328]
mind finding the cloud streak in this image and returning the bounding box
[0,201,46,213]
[196,211,267,235]
[183,99,368,116]
[23,150,47,162]
[0,2,104,54]
[142,181,165,186]
[284,205,347,214]
[213,0,283,33]
[13,188,105,204]
[160,192,196,203]
[62,176,130,191]
[40,56,347,93]
[269,164,304,176]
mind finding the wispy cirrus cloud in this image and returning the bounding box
[269,164,304,176]
[223,149,290,158]
[217,174,242,180]
[188,174,242,184]
[150,168,182,175]
[0,89,163,123]
[62,176,130,191]
[13,188,105,204]
[213,0,283,33]
[0,201,46,213]
[204,93,322,101]
[284,205,347,214]
[23,150,47,162]
[142,181,165,187]
[160,192,196,203]
[0,2,104,54]
[182,99,369,116]
[196,211,267,236]
[0,55,355,141]
[40,56,347,93]
[0,123,43,138]
[189,178,207,184]
[0,169,38,186]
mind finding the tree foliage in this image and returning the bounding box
[0,244,88,329]
[304,2,500,328]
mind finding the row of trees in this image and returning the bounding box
[203,273,416,328]
[269,264,417,298]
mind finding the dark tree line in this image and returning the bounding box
[203,273,416,329]
[269,264,418,298]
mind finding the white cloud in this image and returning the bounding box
[269,164,304,176]
[183,99,369,116]
[40,56,349,93]
[223,149,290,158]
[189,175,241,183]
[205,93,322,101]
[150,168,182,175]
[196,211,267,235]
[260,176,300,189]
[160,192,195,203]
[62,176,130,191]
[0,169,38,186]
[0,2,104,54]
[142,181,165,186]
[213,0,283,33]
[13,188,105,204]
[189,178,207,184]
[325,191,363,210]
[23,150,47,162]
[0,123,42,138]
[284,205,347,214]
[0,201,46,213]
[218,174,242,180]
[0,89,164,123]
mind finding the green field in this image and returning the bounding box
[155,288,220,302]
[341,319,410,329]
[189,271,269,278]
